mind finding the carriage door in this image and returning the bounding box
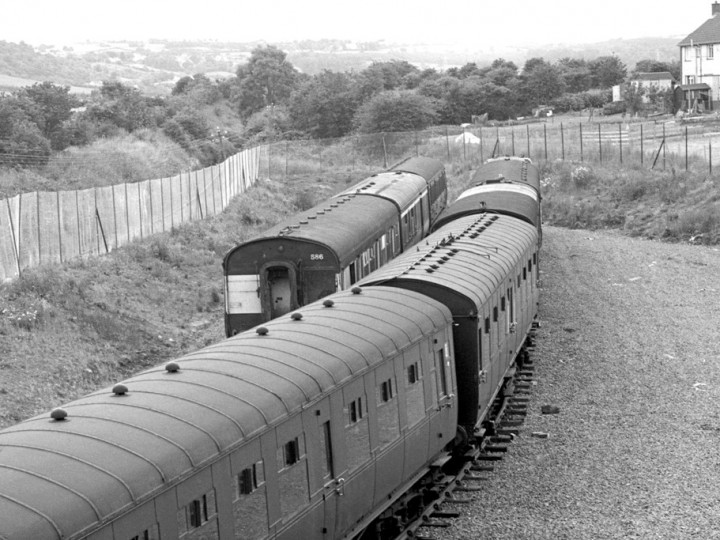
[260,263,298,320]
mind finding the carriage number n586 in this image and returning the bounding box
[310,254,324,261]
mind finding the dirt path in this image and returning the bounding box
[440,226,720,539]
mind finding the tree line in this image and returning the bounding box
[0,45,680,170]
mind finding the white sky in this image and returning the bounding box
[1,0,713,47]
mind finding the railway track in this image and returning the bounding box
[387,330,538,540]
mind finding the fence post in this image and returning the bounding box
[598,123,602,163]
[511,127,515,156]
[560,123,565,161]
[710,140,713,175]
[640,124,644,166]
[685,126,689,171]
[138,181,143,239]
[543,124,547,160]
[479,127,484,162]
[663,123,666,169]
[580,123,584,162]
[415,131,419,157]
[57,191,63,264]
[149,179,154,234]
[112,184,118,248]
[75,190,81,257]
[619,124,623,165]
[285,141,289,180]
[6,198,21,277]
[382,134,388,168]
[36,190,42,265]
[526,124,530,158]
[445,127,451,160]
[125,183,130,242]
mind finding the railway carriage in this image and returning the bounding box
[433,156,542,244]
[359,212,539,435]
[0,287,457,540]
[223,157,447,336]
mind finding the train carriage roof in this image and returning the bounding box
[0,287,451,540]
[389,156,445,181]
[472,157,541,195]
[224,194,399,268]
[333,170,429,210]
[358,214,538,316]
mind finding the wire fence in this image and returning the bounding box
[3,116,718,282]
[262,118,720,184]
[0,146,264,282]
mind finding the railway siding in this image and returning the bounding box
[436,225,720,540]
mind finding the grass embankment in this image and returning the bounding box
[0,163,366,428]
[540,160,720,244]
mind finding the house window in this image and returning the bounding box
[685,47,692,61]
[709,44,714,59]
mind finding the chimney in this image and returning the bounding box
[714,2,720,16]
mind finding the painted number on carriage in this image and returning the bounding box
[310,254,324,261]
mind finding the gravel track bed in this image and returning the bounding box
[429,226,720,540]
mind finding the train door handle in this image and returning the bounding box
[335,477,345,496]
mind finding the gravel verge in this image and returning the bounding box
[431,225,720,540]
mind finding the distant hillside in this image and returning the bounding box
[0,36,682,95]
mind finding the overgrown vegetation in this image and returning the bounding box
[2,43,683,197]
[540,161,720,244]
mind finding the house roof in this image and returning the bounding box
[678,14,720,46]
[679,83,711,91]
[633,72,674,82]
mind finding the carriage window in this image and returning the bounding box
[523,267,527,280]
[380,379,394,402]
[237,461,265,496]
[501,296,506,311]
[377,377,400,447]
[233,460,269,539]
[435,349,448,398]
[485,317,490,334]
[277,435,309,517]
[517,274,521,287]
[129,525,158,540]
[282,438,301,466]
[346,394,370,469]
[405,360,425,427]
[493,306,498,322]
[319,421,334,479]
[349,397,364,423]
[178,490,217,538]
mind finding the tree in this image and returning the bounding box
[520,58,566,106]
[289,71,358,138]
[235,45,299,118]
[85,81,157,133]
[353,90,438,133]
[16,82,79,150]
[589,56,627,88]
[0,97,51,167]
[556,58,592,93]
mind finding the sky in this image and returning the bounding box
[1,0,714,47]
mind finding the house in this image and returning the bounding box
[677,2,720,111]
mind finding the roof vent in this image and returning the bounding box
[166,362,180,373]
[112,384,129,396]
[256,327,269,336]
[51,408,67,421]
[351,287,362,294]
[291,312,303,321]
[323,299,335,307]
